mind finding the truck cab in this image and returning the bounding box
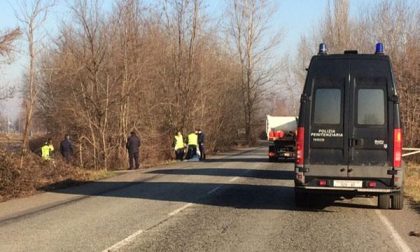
[294,43,404,209]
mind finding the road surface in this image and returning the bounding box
[0,147,419,251]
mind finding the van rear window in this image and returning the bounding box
[313,89,341,124]
[358,89,385,125]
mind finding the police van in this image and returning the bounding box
[294,43,404,209]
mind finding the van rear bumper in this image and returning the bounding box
[296,186,400,193]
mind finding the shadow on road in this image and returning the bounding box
[204,157,270,163]
[331,202,377,209]
[410,201,420,214]
[147,168,294,180]
[203,158,295,163]
[49,181,333,212]
[32,167,378,216]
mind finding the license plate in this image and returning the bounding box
[333,180,363,188]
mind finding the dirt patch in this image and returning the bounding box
[405,162,420,204]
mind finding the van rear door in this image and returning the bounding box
[347,59,391,178]
[306,59,348,177]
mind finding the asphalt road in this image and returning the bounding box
[0,147,419,252]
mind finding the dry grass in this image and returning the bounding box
[0,149,114,202]
[405,162,420,203]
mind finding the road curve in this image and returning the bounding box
[0,148,418,251]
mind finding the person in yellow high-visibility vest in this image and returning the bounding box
[173,131,185,161]
[186,130,198,160]
[41,138,54,161]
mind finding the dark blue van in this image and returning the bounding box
[294,43,404,209]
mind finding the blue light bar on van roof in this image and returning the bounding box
[375,43,384,54]
[319,43,327,55]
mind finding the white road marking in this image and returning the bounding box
[229,176,239,182]
[375,210,412,252]
[103,162,251,251]
[104,203,195,251]
[207,186,222,195]
[102,229,144,252]
[168,203,194,217]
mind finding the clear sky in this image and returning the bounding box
[0,0,400,121]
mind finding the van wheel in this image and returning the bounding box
[378,194,390,209]
[295,190,308,207]
[391,191,404,210]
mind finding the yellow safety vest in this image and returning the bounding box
[188,133,198,146]
[41,144,54,160]
[174,134,184,150]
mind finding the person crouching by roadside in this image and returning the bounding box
[174,131,185,161]
[126,131,141,169]
[41,138,54,161]
[186,130,198,160]
[60,134,74,163]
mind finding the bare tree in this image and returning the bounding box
[276,36,314,115]
[320,0,350,53]
[0,28,22,101]
[0,28,21,58]
[160,0,203,131]
[16,0,54,158]
[226,0,280,144]
[110,0,143,166]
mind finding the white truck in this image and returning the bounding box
[266,115,297,161]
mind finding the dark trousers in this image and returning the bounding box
[186,145,197,159]
[199,144,205,160]
[62,152,72,163]
[129,152,140,169]
[175,149,184,161]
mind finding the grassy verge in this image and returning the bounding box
[38,168,116,191]
[75,168,116,181]
[0,148,181,202]
[405,162,420,203]
[0,150,117,202]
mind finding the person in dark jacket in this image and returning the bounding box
[126,131,141,169]
[60,134,73,163]
[197,129,206,160]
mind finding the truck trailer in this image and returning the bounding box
[266,115,297,162]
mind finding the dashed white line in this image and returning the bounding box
[168,203,194,217]
[207,186,222,195]
[104,203,195,251]
[102,229,144,252]
[229,176,239,182]
[103,173,245,251]
[375,209,412,252]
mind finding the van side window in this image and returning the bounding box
[313,89,341,124]
[357,89,385,125]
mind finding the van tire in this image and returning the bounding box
[295,190,308,207]
[391,192,404,210]
[378,194,390,209]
